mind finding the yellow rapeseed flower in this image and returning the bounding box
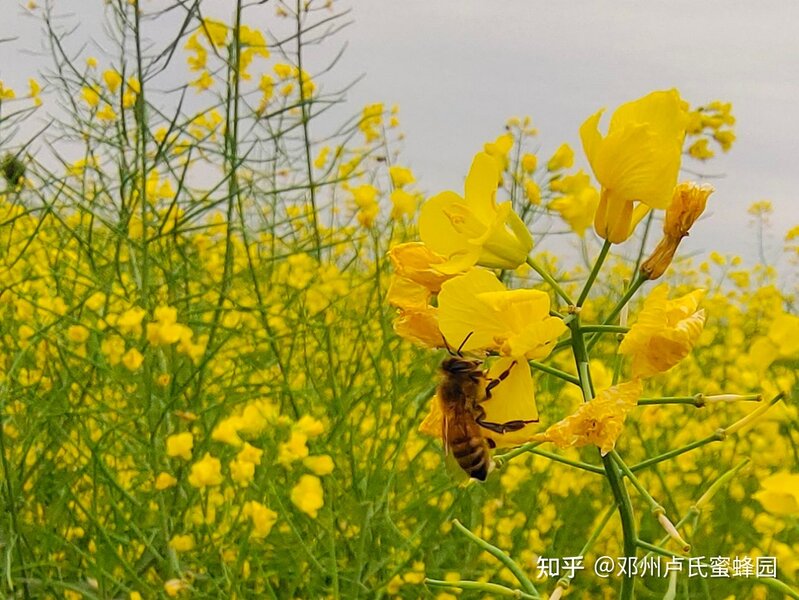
[483,132,514,171]
[388,242,453,294]
[230,458,256,486]
[81,86,100,107]
[165,432,194,461]
[521,153,538,173]
[188,452,223,488]
[303,455,335,475]
[243,501,278,538]
[419,152,533,273]
[546,143,574,171]
[163,579,188,597]
[290,474,324,518]
[543,380,643,455]
[237,442,264,465]
[436,268,565,358]
[548,171,600,237]
[580,89,688,243]
[168,534,195,553]
[155,472,177,490]
[278,431,309,465]
[748,313,799,372]
[67,325,90,343]
[390,189,418,220]
[389,165,415,188]
[294,415,325,438]
[753,473,799,516]
[103,69,122,93]
[619,284,706,378]
[122,348,144,372]
[200,18,227,48]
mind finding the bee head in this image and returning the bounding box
[441,356,482,374]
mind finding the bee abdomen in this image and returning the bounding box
[450,436,490,481]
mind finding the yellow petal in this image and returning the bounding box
[544,379,642,455]
[481,358,539,447]
[437,269,505,353]
[464,152,501,222]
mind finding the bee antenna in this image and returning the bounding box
[456,331,474,356]
[441,335,455,356]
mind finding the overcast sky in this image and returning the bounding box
[2,0,798,268]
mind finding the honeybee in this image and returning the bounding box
[438,335,537,481]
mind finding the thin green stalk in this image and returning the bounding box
[554,504,617,592]
[494,441,542,467]
[637,393,762,407]
[528,448,605,474]
[579,325,629,334]
[528,360,580,385]
[576,239,611,306]
[632,211,655,275]
[631,431,724,472]
[610,450,661,513]
[568,317,636,600]
[425,579,538,599]
[635,539,683,559]
[296,0,322,258]
[526,256,574,306]
[452,519,537,595]
[587,274,646,352]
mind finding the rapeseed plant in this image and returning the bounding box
[0,2,795,599]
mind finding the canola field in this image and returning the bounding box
[0,2,797,599]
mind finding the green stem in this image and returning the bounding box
[586,274,646,352]
[555,504,617,590]
[635,539,683,559]
[528,448,605,474]
[757,577,799,599]
[637,394,762,407]
[637,396,705,407]
[610,450,660,513]
[568,317,636,600]
[579,325,629,334]
[495,442,542,467]
[528,360,580,386]
[452,519,537,595]
[630,431,724,473]
[425,579,538,599]
[526,256,574,306]
[576,240,611,307]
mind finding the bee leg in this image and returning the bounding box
[477,417,538,434]
[484,360,518,400]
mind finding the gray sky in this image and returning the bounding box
[331,0,799,267]
[2,0,798,268]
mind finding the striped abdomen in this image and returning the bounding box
[447,417,491,481]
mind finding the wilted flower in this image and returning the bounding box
[543,380,643,455]
[641,182,714,280]
[619,285,706,378]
